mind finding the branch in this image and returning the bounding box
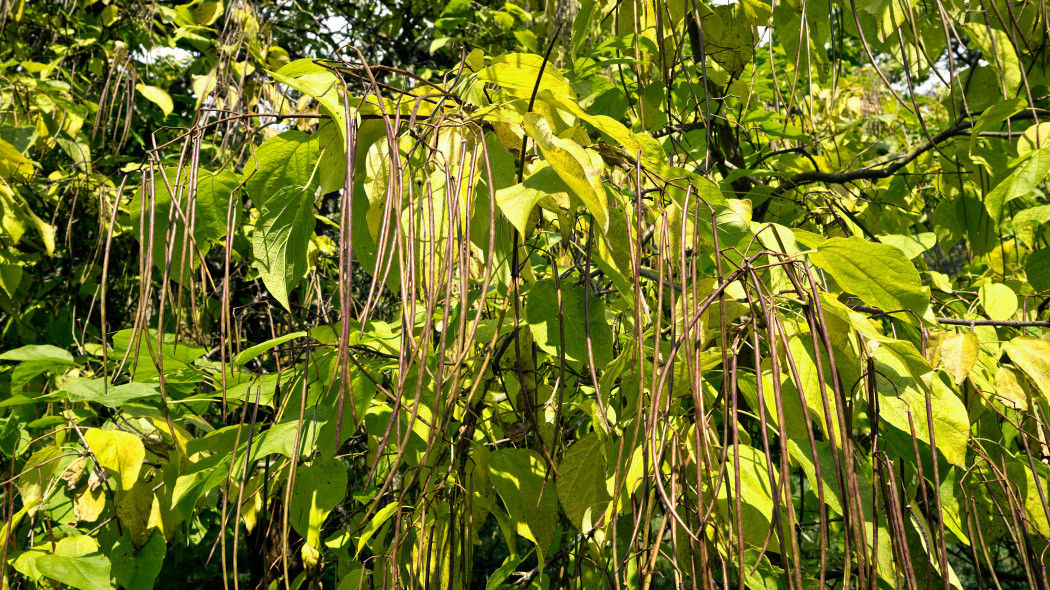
[849,304,1050,328]
[771,109,1050,196]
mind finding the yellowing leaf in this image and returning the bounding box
[135,84,174,118]
[940,332,978,385]
[272,60,346,137]
[192,0,223,25]
[362,138,395,241]
[1019,122,1050,157]
[83,428,144,491]
[0,138,33,179]
[476,56,576,101]
[1005,336,1050,402]
[116,479,155,548]
[17,446,62,514]
[995,365,1031,410]
[74,486,106,523]
[523,113,608,231]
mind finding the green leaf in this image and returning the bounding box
[336,567,369,590]
[1013,205,1050,249]
[61,380,159,407]
[969,97,1026,153]
[809,237,930,323]
[316,120,346,194]
[486,555,527,590]
[978,282,1017,321]
[83,428,144,491]
[0,126,37,154]
[1005,336,1050,403]
[711,445,778,550]
[787,335,844,439]
[523,113,609,231]
[355,502,399,558]
[0,344,73,363]
[290,458,348,548]
[35,554,111,590]
[17,446,63,510]
[132,167,241,283]
[232,331,308,365]
[1027,248,1050,293]
[243,130,320,209]
[938,467,971,545]
[875,358,970,469]
[570,0,596,59]
[1006,459,1050,537]
[787,439,844,514]
[272,60,346,137]
[252,184,317,311]
[556,432,612,535]
[876,233,936,259]
[985,149,1050,225]
[135,84,173,118]
[699,4,758,77]
[489,448,558,559]
[525,278,613,367]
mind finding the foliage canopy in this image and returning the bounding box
[3,0,1050,588]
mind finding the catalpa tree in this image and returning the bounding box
[1,0,1050,588]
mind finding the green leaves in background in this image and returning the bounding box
[489,448,558,559]
[526,278,613,367]
[556,432,611,537]
[133,167,241,283]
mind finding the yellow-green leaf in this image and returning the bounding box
[1005,336,1050,402]
[985,149,1050,226]
[489,448,558,559]
[809,237,930,324]
[115,479,154,547]
[135,84,174,118]
[979,282,1017,321]
[523,112,608,231]
[0,138,33,179]
[83,428,144,492]
[994,365,1031,410]
[290,458,348,549]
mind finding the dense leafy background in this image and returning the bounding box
[3,0,1050,588]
